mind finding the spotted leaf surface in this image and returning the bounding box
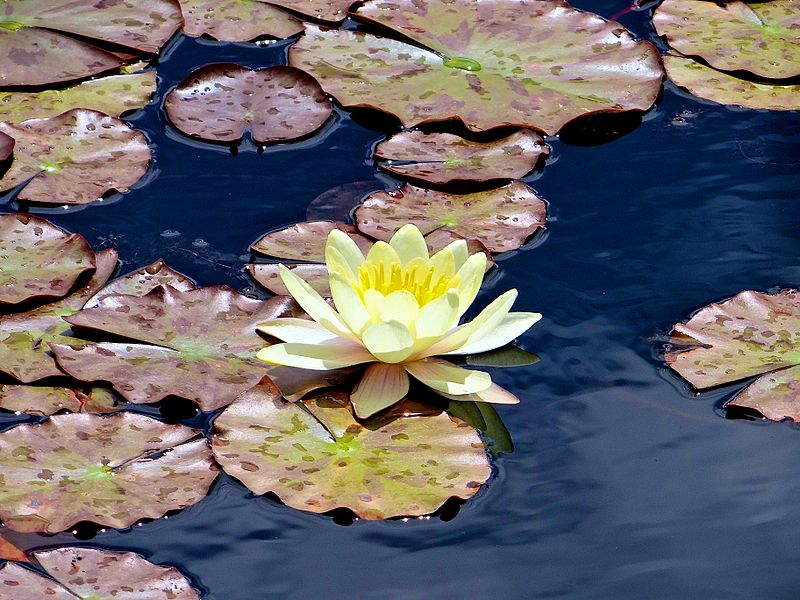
[290,0,662,134]
[0,385,124,416]
[84,258,196,309]
[212,380,491,519]
[248,263,331,296]
[0,132,12,162]
[654,0,800,79]
[0,249,118,383]
[667,289,800,421]
[267,0,354,22]
[0,214,95,305]
[51,287,301,411]
[664,55,800,111]
[0,412,217,533]
[375,130,548,184]
[180,0,302,42]
[0,73,157,124]
[251,221,372,262]
[165,64,332,143]
[0,109,151,205]
[356,181,547,253]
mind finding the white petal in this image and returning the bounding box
[257,318,340,344]
[436,382,520,405]
[326,245,358,285]
[430,239,467,272]
[389,224,429,265]
[380,290,419,327]
[454,252,487,316]
[361,321,415,363]
[326,229,364,276]
[364,240,401,268]
[256,341,373,370]
[405,358,492,395]
[350,363,410,418]
[444,312,542,355]
[410,289,460,354]
[329,274,370,335]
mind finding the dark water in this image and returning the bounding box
[2,1,800,598]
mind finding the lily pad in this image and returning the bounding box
[289,0,663,135]
[374,129,548,184]
[0,0,182,86]
[0,109,151,205]
[0,412,217,533]
[83,258,196,309]
[0,214,95,305]
[267,0,353,22]
[165,64,333,143]
[0,73,157,124]
[663,55,800,111]
[0,132,12,162]
[0,534,26,563]
[423,229,496,272]
[355,181,547,253]
[0,385,123,416]
[666,289,800,421]
[247,263,331,297]
[653,0,800,79]
[0,249,119,383]
[180,0,303,42]
[251,221,373,262]
[51,287,302,412]
[0,547,200,599]
[212,379,491,519]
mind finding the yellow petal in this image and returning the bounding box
[410,289,460,354]
[445,312,542,355]
[256,340,374,370]
[380,290,419,327]
[453,252,487,316]
[329,273,370,335]
[389,223,429,265]
[351,363,410,418]
[257,318,339,344]
[363,240,401,269]
[405,358,492,395]
[362,288,385,322]
[326,229,364,276]
[361,321,415,363]
[430,239,467,273]
[326,245,358,284]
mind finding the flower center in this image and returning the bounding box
[357,260,459,306]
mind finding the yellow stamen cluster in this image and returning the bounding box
[356,260,460,307]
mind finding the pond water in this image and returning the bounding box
[1,1,800,598]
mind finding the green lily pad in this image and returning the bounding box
[0,249,119,383]
[83,258,196,309]
[664,55,800,111]
[667,289,800,421]
[355,181,547,253]
[374,129,548,184]
[212,379,491,519]
[654,0,800,79]
[267,0,354,22]
[0,73,157,124]
[0,109,151,205]
[251,221,373,262]
[247,263,331,297]
[0,547,200,599]
[0,0,182,86]
[51,287,301,411]
[0,132,12,162]
[0,412,217,533]
[165,64,333,143]
[0,214,95,305]
[180,0,303,42]
[289,0,663,134]
[0,385,123,416]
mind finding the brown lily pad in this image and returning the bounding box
[355,181,547,253]
[0,534,27,563]
[268,0,354,22]
[165,63,333,143]
[667,289,800,422]
[0,214,95,305]
[83,258,196,309]
[0,0,182,86]
[0,73,157,124]
[0,385,124,416]
[0,412,217,533]
[374,129,548,184]
[0,547,200,599]
[654,0,800,79]
[212,379,490,519]
[180,0,303,42]
[0,109,151,205]
[251,221,373,262]
[290,0,663,135]
[51,287,301,412]
[0,132,13,162]
[247,263,331,297]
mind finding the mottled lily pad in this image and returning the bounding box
[251,221,372,262]
[0,73,157,124]
[84,258,196,309]
[165,64,332,143]
[289,0,663,134]
[268,0,354,22]
[180,0,303,42]
[664,55,800,111]
[375,130,548,184]
[0,0,182,86]
[0,534,26,562]
[247,263,331,297]
[0,547,200,599]
[0,249,119,383]
[51,287,301,412]
[0,385,123,416]
[667,289,800,421]
[0,412,217,533]
[356,181,547,253]
[0,109,151,205]
[0,214,95,305]
[423,229,496,272]
[0,132,12,162]
[654,0,800,79]
[212,379,490,519]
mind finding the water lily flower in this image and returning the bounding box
[257,224,541,418]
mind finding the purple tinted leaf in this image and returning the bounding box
[0,132,13,162]
[84,258,196,309]
[180,0,303,42]
[251,221,372,262]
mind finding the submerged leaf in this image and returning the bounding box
[0,214,95,305]
[290,0,663,134]
[212,379,491,519]
[180,0,303,42]
[165,64,332,143]
[355,181,547,253]
[375,130,548,184]
[0,132,13,162]
[51,287,301,411]
[0,109,151,205]
[251,221,372,262]
[667,289,800,421]
[0,412,217,533]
